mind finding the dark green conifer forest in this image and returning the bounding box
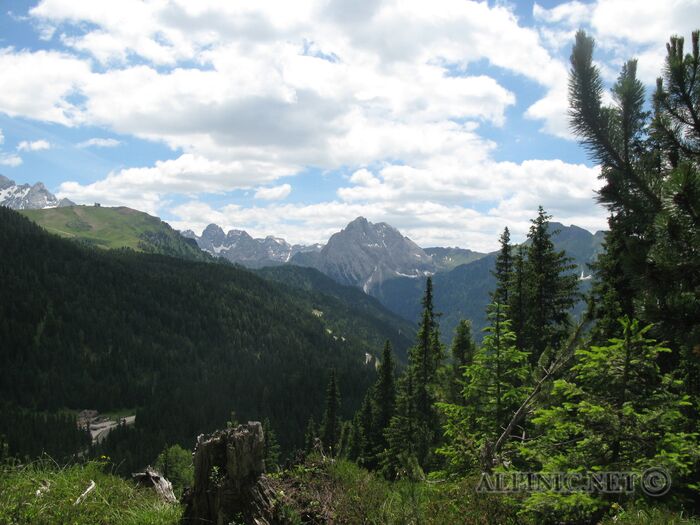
[0,206,376,472]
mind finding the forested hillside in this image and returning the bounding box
[0,207,377,470]
[375,222,603,340]
[256,265,415,360]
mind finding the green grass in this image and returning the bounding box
[2,456,697,524]
[271,457,700,525]
[271,457,519,524]
[20,206,167,250]
[19,205,209,261]
[0,460,181,525]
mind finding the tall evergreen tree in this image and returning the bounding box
[261,418,280,471]
[521,207,579,364]
[346,417,363,461]
[509,244,527,350]
[438,303,529,472]
[405,277,444,469]
[446,320,476,403]
[370,341,396,463]
[320,369,341,455]
[492,227,513,305]
[412,277,438,402]
[382,373,419,479]
[358,394,374,464]
[587,229,630,344]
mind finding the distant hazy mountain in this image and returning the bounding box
[185,224,322,268]
[291,217,436,292]
[21,205,210,261]
[373,222,606,341]
[0,174,73,210]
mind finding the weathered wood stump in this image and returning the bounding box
[182,422,276,525]
[132,466,177,504]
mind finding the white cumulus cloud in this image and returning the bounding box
[0,154,22,167]
[77,137,122,148]
[0,0,688,246]
[255,184,292,201]
[17,139,51,151]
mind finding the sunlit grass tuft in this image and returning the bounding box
[0,458,181,525]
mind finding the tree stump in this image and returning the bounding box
[182,422,276,525]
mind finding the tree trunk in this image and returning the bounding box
[182,422,276,525]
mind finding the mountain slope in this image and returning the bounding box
[293,217,435,292]
[20,205,210,261]
[256,265,415,360]
[0,207,375,469]
[374,223,605,341]
[424,246,487,271]
[0,174,74,209]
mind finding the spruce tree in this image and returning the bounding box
[446,320,476,403]
[492,227,513,305]
[347,417,363,461]
[370,341,396,464]
[587,229,630,344]
[382,372,419,479]
[522,207,579,364]
[407,277,444,469]
[358,394,374,464]
[509,244,527,350]
[438,303,529,472]
[320,369,341,455]
[154,444,193,498]
[261,418,280,471]
[520,317,697,522]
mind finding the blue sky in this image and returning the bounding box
[0,0,697,250]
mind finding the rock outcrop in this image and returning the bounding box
[293,216,436,293]
[0,174,74,209]
[187,224,322,268]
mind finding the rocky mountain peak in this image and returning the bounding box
[0,174,14,190]
[203,223,225,237]
[188,224,320,268]
[0,175,74,210]
[315,217,435,292]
